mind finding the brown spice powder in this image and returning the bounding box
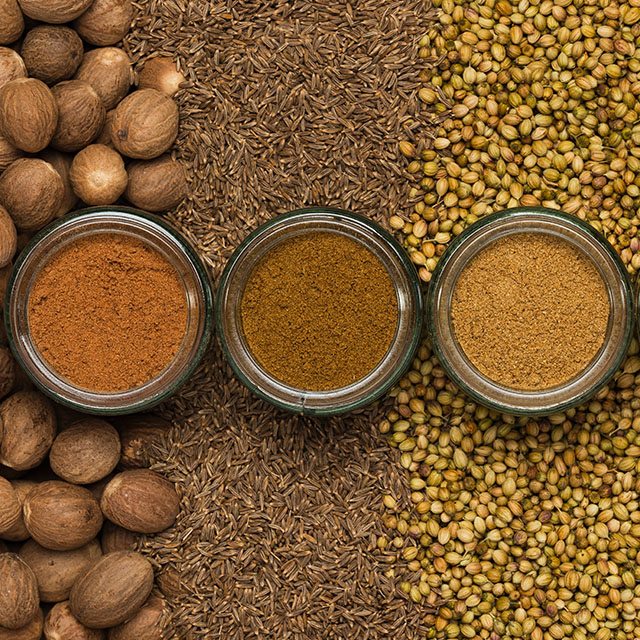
[451,233,610,390]
[28,233,188,392]
[240,232,398,391]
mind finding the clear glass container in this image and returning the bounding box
[427,207,634,416]
[5,207,213,415]
[216,208,423,415]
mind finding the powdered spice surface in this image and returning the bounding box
[241,232,398,391]
[451,233,610,390]
[28,233,188,392]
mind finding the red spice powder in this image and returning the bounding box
[28,233,188,392]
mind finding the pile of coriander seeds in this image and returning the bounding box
[382,0,640,638]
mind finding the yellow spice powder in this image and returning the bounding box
[451,233,611,390]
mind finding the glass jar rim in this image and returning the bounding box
[5,206,214,415]
[215,207,424,415]
[426,207,635,416]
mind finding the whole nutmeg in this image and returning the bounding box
[137,57,185,97]
[0,78,59,152]
[0,609,43,640]
[107,595,165,640]
[23,481,103,551]
[0,206,16,267]
[100,521,136,554]
[74,0,133,46]
[40,149,77,217]
[0,391,57,471]
[110,88,179,159]
[0,553,39,629]
[1,479,36,541]
[51,80,106,152]
[44,601,105,640]
[70,551,154,629]
[21,26,84,86]
[125,156,187,212]
[70,144,127,205]
[101,469,179,534]
[115,413,170,469]
[0,158,64,230]
[0,48,26,88]
[0,476,21,537]
[49,418,120,485]
[17,0,94,23]
[20,539,102,602]
[74,48,132,111]
[0,0,24,45]
[0,134,22,171]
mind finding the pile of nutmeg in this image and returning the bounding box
[0,1,191,638]
[0,0,188,265]
[0,384,177,640]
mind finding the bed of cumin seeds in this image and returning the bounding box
[124,1,436,638]
[146,378,435,639]
[125,0,435,274]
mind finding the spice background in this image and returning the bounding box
[124,0,640,639]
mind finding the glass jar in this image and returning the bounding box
[427,207,634,415]
[5,207,213,415]
[216,207,423,415]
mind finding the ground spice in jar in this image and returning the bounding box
[28,233,188,392]
[240,232,399,391]
[451,232,610,390]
